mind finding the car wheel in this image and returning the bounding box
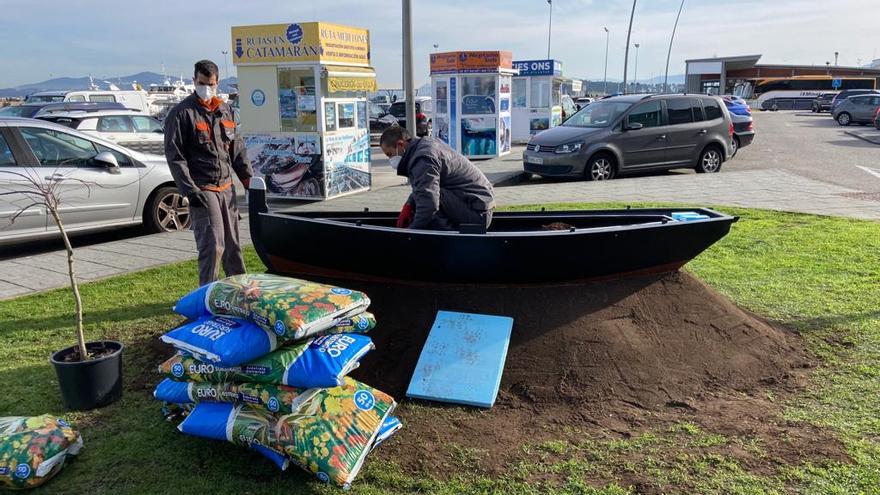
[730,136,739,158]
[145,186,191,233]
[771,103,779,112]
[585,153,616,181]
[695,145,723,174]
[811,105,817,113]
[836,113,852,126]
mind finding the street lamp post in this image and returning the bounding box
[603,27,609,95]
[622,0,637,93]
[433,44,439,53]
[633,43,640,92]
[546,0,553,59]
[664,0,685,93]
[221,50,229,89]
[402,0,416,135]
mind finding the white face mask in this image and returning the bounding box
[194,84,217,101]
[387,144,404,171]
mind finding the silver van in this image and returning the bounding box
[523,94,733,180]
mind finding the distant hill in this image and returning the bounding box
[0,72,238,98]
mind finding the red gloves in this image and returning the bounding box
[242,178,251,189]
[396,201,415,228]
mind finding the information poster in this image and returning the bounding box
[322,129,371,198]
[436,116,450,144]
[279,89,297,119]
[244,133,324,199]
[461,76,496,114]
[500,115,511,153]
[357,101,367,129]
[324,102,337,131]
[461,116,497,157]
[339,102,355,128]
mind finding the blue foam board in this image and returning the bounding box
[406,310,514,408]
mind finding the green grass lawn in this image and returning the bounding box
[1,204,879,494]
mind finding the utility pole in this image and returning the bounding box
[834,51,839,66]
[664,0,685,93]
[221,50,229,88]
[603,27,610,95]
[547,0,553,59]
[402,0,416,135]
[433,44,439,53]
[633,43,640,92]
[622,0,637,94]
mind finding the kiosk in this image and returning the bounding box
[429,51,516,159]
[510,59,564,144]
[232,22,377,200]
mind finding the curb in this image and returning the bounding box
[844,130,880,146]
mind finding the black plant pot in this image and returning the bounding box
[50,340,124,411]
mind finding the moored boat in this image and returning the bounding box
[248,178,737,284]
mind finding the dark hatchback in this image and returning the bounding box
[811,93,836,113]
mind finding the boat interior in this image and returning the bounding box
[268,209,723,233]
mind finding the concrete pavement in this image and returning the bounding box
[2,118,880,300]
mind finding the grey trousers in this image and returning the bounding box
[430,191,494,231]
[190,187,246,286]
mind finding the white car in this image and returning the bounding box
[38,109,165,155]
[0,117,189,246]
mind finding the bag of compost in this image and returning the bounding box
[173,274,371,341]
[0,415,82,490]
[178,378,396,489]
[159,333,373,389]
[161,312,376,367]
[153,378,320,415]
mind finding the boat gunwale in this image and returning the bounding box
[256,208,738,239]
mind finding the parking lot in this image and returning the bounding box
[2,110,878,266]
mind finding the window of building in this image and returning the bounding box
[278,69,317,132]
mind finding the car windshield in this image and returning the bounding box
[0,106,39,118]
[25,95,65,103]
[389,102,419,118]
[563,101,632,128]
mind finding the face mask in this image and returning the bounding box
[195,84,217,101]
[387,145,404,171]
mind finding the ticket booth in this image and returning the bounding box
[232,22,377,200]
[429,51,516,159]
[510,59,564,144]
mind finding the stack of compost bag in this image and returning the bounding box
[153,273,401,489]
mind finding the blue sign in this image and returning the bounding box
[832,78,842,89]
[251,89,266,106]
[512,59,563,77]
[450,77,457,151]
[286,24,304,45]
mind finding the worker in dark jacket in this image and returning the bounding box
[380,126,495,231]
[164,60,253,285]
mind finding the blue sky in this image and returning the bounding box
[0,0,878,88]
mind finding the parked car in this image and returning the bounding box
[37,109,164,154]
[25,90,152,114]
[523,94,733,180]
[811,93,837,113]
[830,89,880,113]
[561,95,578,120]
[723,95,748,107]
[369,102,397,144]
[0,101,128,119]
[575,97,594,110]
[730,113,755,157]
[0,117,188,245]
[387,97,432,137]
[722,97,751,116]
[831,94,880,126]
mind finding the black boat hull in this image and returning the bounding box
[248,184,737,284]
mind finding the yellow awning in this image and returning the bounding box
[324,65,377,92]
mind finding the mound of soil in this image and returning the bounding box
[345,271,847,484]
